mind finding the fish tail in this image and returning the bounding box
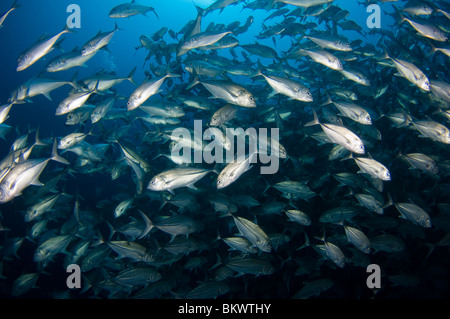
[137,210,154,239]
[11,0,21,9]
[186,76,200,90]
[34,127,47,147]
[383,192,394,209]
[127,66,137,86]
[50,139,70,165]
[304,108,320,127]
[193,3,204,17]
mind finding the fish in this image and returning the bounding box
[113,267,161,287]
[347,154,391,181]
[189,79,256,108]
[81,67,136,92]
[81,23,120,56]
[0,140,69,204]
[109,1,159,19]
[210,104,238,126]
[322,240,346,268]
[11,273,39,297]
[290,48,343,71]
[217,152,255,189]
[284,210,311,226]
[1,0,450,300]
[58,131,91,150]
[384,53,430,91]
[127,73,179,111]
[152,215,201,241]
[355,193,385,215]
[47,49,96,73]
[107,241,155,263]
[9,75,78,103]
[114,197,134,218]
[394,202,432,228]
[55,84,99,116]
[0,104,14,124]
[400,152,439,175]
[179,31,232,56]
[274,0,335,8]
[407,117,450,144]
[222,236,259,254]
[24,193,60,222]
[400,15,448,42]
[339,68,371,86]
[0,0,20,29]
[225,257,275,276]
[306,35,352,52]
[34,235,73,263]
[185,281,230,299]
[148,168,214,193]
[255,71,313,102]
[326,99,372,125]
[17,27,72,72]
[232,216,272,253]
[342,224,371,254]
[241,43,278,59]
[305,108,365,154]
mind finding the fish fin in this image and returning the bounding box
[186,183,197,190]
[11,0,21,9]
[151,8,159,20]
[137,210,154,239]
[42,92,52,101]
[383,192,394,209]
[127,66,137,86]
[30,179,44,187]
[339,152,354,162]
[50,139,70,165]
[304,108,320,127]
[186,76,200,90]
[267,90,278,99]
[33,127,47,147]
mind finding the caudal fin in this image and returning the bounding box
[304,108,321,127]
[50,139,70,165]
[137,210,154,239]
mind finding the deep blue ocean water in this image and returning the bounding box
[0,0,449,301]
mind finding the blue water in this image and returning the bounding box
[0,0,449,300]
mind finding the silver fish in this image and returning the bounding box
[127,73,179,111]
[256,72,313,102]
[81,23,120,56]
[343,225,371,254]
[148,168,213,193]
[217,152,255,189]
[189,79,256,108]
[394,202,432,228]
[232,216,272,252]
[109,1,159,19]
[305,109,365,154]
[0,0,19,29]
[17,27,72,72]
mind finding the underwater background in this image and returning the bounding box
[0,0,449,299]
